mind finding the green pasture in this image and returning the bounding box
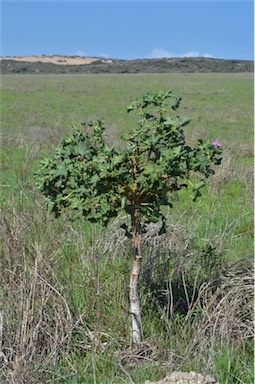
[0,73,254,383]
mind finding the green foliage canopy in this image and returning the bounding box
[34,91,222,230]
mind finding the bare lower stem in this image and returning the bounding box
[129,206,143,344]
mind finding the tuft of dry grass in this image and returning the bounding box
[187,263,254,352]
[210,151,236,193]
[0,207,74,383]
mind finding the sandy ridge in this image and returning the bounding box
[0,55,112,65]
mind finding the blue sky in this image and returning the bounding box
[1,1,254,60]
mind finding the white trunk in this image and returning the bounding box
[129,207,143,344]
[130,261,143,344]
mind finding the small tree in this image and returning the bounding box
[34,91,222,344]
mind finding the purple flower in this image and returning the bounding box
[212,141,221,147]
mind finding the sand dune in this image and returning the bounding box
[0,55,112,65]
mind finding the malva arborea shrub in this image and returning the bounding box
[35,91,223,344]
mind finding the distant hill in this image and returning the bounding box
[0,56,253,74]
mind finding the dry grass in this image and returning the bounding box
[210,151,236,193]
[189,265,254,351]
[0,206,74,383]
[0,200,253,383]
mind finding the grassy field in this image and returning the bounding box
[1,73,254,383]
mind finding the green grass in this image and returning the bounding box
[1,73,253,384]
[213,342,254,384]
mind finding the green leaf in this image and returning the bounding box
[171,97,181,111]
[143,162,157,175]
[121,196,127,209]
[90,174,100,187]
[74,141,93,159]
[112,155,125,167]
[54,166,68,177]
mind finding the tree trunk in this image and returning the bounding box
[129,206,143,344]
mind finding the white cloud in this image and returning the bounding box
[70,50,111,59]
[149,48,176,58]
[182,51,200,57]
[97,52,111,58]
[149,48,213,59]
[202,53,214,58]
[74,50,87,57]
